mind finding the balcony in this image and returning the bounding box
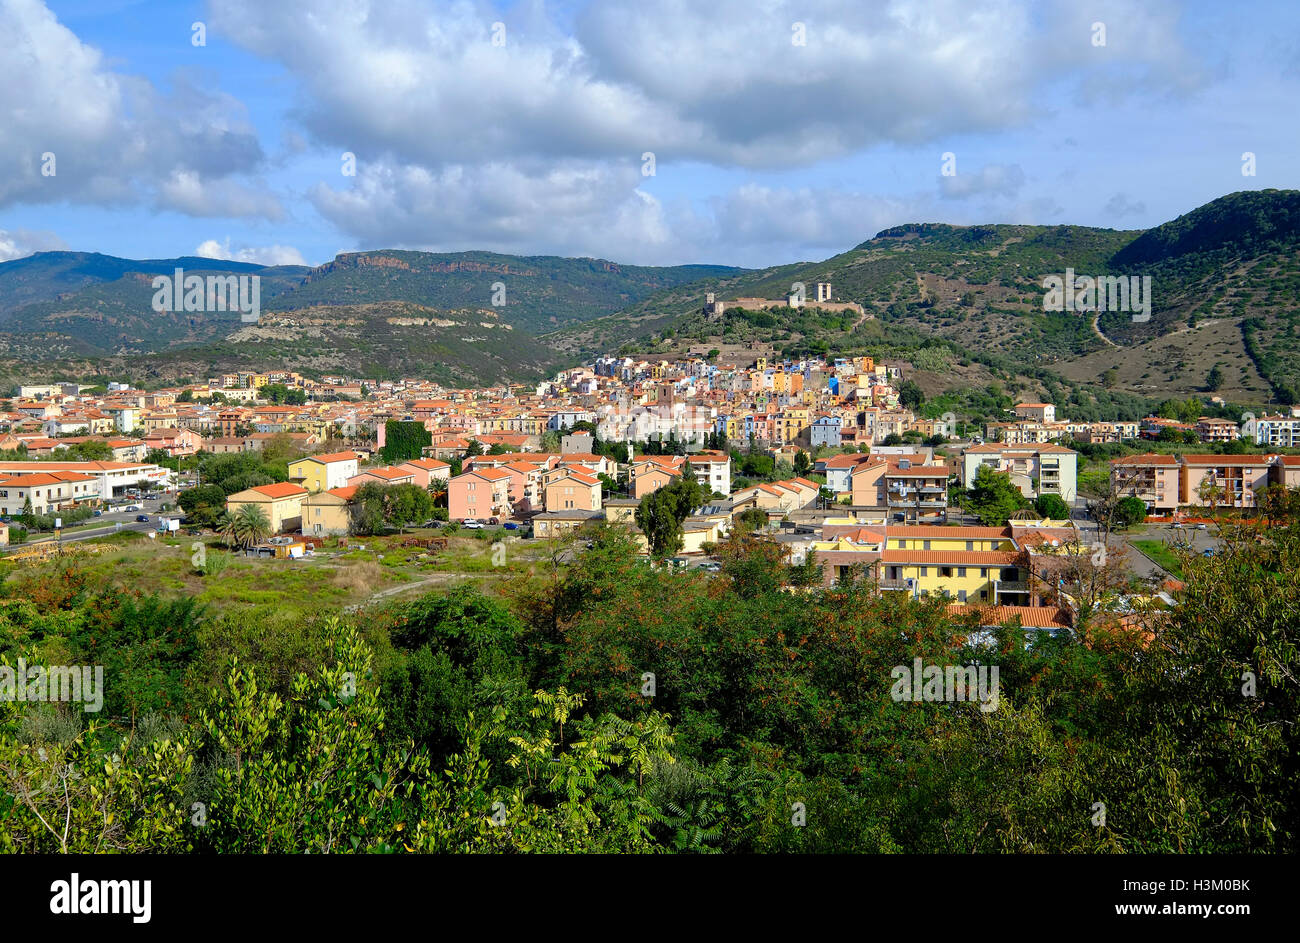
[878,579,911,591]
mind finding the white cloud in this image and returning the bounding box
[159,172,284,220]
[310,158,673,259]
[195,238,307,266]
[0,0,268,212]
[0,228,68,262]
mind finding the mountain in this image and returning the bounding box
[550,189,1300,404]
[0,249,744,385]
[5,191,1298,401]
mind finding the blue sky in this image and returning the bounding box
[2,0,1297,268]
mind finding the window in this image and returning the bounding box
[923,540,931,550]
[919,566,928,577]
[966,541,974,551]
[958,567,967,577]
[980,568,988,578]
[940,566,952,577]
[958,590,967,602]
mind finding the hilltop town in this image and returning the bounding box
[4,345,1298,641]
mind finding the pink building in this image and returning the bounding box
[447,468,512,521]
[397,457,451,489]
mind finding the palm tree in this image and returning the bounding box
[216,511,238,548]
[233,504,271,549]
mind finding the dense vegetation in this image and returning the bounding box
[2,502,1296,853]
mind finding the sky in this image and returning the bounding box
[1,0,1297,269]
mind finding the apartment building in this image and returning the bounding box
[1109,453,1277,511]
[287,450,360,492]
[961,444,1078,503]
[1109,454,1181,512]
[687,451,731,496]
[1178,455,1274,509]
[447,468,512,520]
[1195,417,1239,443]
[543,468,602,513]
[0,471,98,515]
[1255,415,1300,448]
[0,460,171,500]
[881,462,951,523]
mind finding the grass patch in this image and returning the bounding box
[1131,539,1186,578]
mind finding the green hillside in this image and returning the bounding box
[552,190,1300,404]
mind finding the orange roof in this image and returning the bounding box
[326,485,358,500]
[302,450,358,464]
[249,481,308,499]
[361,467,414,481]
[819,454,875,468]
[555,469,601,486]
[0,472,95,486]
[947,604,1071,628]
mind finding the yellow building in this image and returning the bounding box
[288,451,359,493]
[225,481,309,534]
[300,486,355,536]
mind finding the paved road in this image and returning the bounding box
[3,493,179,553]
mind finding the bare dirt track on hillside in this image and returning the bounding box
[1056,316,1270,399]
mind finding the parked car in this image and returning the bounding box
[1203,547,1218,557]
[487,517,500,525]
[502,522,520,530]
[135,514,150,522]
[1196,523,1209,530]
[124,504,143,512]
[462,519,484,529]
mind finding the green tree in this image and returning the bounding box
[634,474,707,557]
[1114,495,1148,528]
[178,484,228,527]
[1034,493,1071,520]
[966,466,1031,525]
[348,482,389,536]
